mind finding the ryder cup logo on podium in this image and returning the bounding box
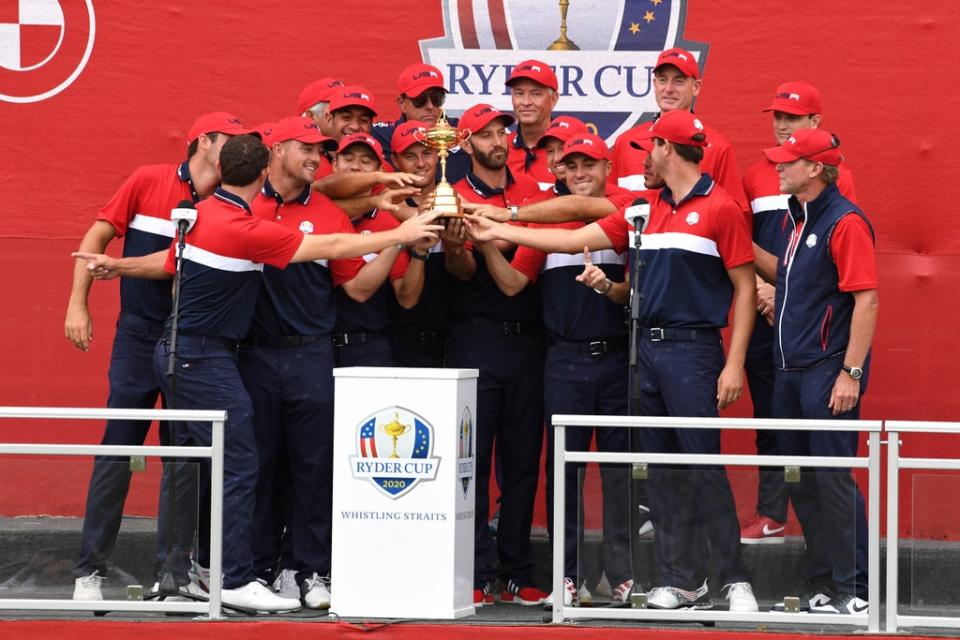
[350,407,440,499]
[0,0,97,103]
[421,0,707,140]
[458,406,474,499]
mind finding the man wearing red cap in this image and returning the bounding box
[446,103,545,606]
[331,133,426,367]
[464,109,759,612]
[761,128,877,615]
[478,133,634,606]
[74,135,444,612]
[609,47,747,210]
[740,82,858,547]
[296,77,345,180]
[65,112,249,601]
[323,85,377,141]
[505,59,560,190]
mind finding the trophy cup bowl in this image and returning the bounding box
[381,412,411,459]
[415,110,471,218]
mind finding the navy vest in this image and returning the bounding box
[774,183,874,369]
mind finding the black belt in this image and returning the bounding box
[241,334,326,348]
[333,331,383,347]
[551,336,628,357]
[643,327,715,342]
[391,326,449,343]
[456,317,539,336]
[169,333,240,351]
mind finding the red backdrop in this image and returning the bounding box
[1,0,958,537]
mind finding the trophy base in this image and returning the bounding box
[432,181,464,219]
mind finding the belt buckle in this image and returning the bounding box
[588,340,605,357]
[649,328,664,342]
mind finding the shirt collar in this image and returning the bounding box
[213,187,252,214]
[176,160,201,203]
[512,125,540,170]
[262,177,311,206]
[464,166,516,199]
[352,208,379,225]
[660,173,715,207]
[552,179,571,196]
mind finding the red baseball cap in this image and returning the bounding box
[458,103,515,134]
[338,132,386,164]
[762,81,823,115]
[638,110,708,147]
[537,116,589,147]
[654,47,700,79]
[255,122,276,147]
[763,128,842,165]
[628,123,656,152]
[271,116,337,151]
[392,120,430,154]
[506,59,558,91]
[397,63,445,98]
[187,112,253,144]
[560,133,610,162]
[327,85,378,118]
[297,77,345,114]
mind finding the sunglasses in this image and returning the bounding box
[407,90,446,109]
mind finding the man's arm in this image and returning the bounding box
[753,242,778,283]
[66,221,117,351]
[333,187,418,218]
[462,195,617,224]
[340,248,402,303]
[291,211,443,262]
[829,288,879,415]
[315,170,423,199]
[479,242,530,297]
[464,214,613,254]
[392,253,426,309]
[442,218,476,281]
[72,249,171,281]
[717,262,757,409]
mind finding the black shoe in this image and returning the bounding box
[770,588,833,612]
[810,592,868,615]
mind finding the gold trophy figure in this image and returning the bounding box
[415,109,471,218]
[381,411,412,459]
[547,0,579,51]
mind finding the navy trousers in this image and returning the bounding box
[154,334,258,589]
[388,325,448,367]
[75,314,171,579]
[239,339,335,580]
[446,321,544,583]
[333,332,392,368]
[543,344,631,586]
[632,331,749,590]
[746,319,788,522]
[773,356,869,599]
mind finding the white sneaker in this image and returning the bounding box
[222,580,301,613]
[810,593,868,615]
[301,573,331,609]
[545,577,584,606]
[190,560,210,592]
[73,571,104,601]
[722,581,759,612]
[637,504,654,537]
[647,579,711,609]
[272,568,299,599]
[611,578,634,604]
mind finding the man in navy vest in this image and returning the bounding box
[758,129,878,615]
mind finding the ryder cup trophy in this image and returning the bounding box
[415,109,471,218]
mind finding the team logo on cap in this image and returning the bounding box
[299,220,314,234]
[805,234,818,248]
[693,118,704,131]
[350,406,440,499]
[0,0,96,103]
[685,211,700,226]
[457,407,474,499]
[413,70,440,80]
[421,0,706,140]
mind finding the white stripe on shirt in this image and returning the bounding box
[543,249,625,271]
[750,194,790,214]
[128,213,175,238]
[641,232,720,258]
[182,244,263,272]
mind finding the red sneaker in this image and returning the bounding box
[500,579,547,605]
[740,513,786,544]
[473,581,494,607]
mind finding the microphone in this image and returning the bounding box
[623,198,650,235]
[171,200,197,234]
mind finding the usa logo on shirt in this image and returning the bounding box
[298,220,314,234]
[350,407,440,499]
[0,0,96,103]
[421,0,706,141]
[805,233,818,248]
[685,211,700,226]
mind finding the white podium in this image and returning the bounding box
[331,367,478,619]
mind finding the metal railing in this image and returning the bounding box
[885,420,960,633]
[0,407,226,618]
[550,415,883,632]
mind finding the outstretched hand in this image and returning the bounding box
[72,252,121,281]
[397,210,445,246]
[462,214,498,243]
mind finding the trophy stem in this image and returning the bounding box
[547,0,579,51]
[390,435,399,459]
[438,146,449,184]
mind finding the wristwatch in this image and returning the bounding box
[842,364,864,380]
[508,205,520,222]
[593,278,614,296]
[409,248,429,262]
